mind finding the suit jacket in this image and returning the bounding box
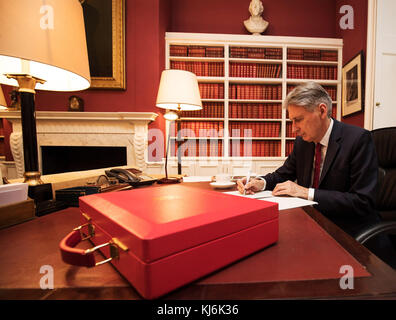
[263,119,380,235]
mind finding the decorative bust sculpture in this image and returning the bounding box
[244,0,269,35]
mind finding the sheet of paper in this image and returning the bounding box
[262,196,317,211]
[182,176,213,182]
[224,190,273,199]
[224,190,317,210]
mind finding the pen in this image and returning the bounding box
[244,171,251,195]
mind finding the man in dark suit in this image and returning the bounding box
[237,81,379,236]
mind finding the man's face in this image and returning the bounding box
[288,104,328,143]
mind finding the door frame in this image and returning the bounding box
[364,0,377,131]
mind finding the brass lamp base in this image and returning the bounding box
[157,177,182,184]
[23,171,44,186]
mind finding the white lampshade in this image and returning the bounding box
[156,69,202,111]
[0,0,90,91]
[0,86,7,109]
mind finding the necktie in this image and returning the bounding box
[312,143,322,189]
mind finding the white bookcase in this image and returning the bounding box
[163,32,343,177]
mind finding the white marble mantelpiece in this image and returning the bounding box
[1,111,158,178]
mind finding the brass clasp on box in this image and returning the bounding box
[73,222,95,241]
[85,238,129,266]
[73,212,95,241]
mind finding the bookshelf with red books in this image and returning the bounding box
[165,33,342,176]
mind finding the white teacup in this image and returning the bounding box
[215,174,231,184]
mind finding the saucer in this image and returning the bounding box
[209,181,236,189]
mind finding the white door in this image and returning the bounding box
[373,0,396,129]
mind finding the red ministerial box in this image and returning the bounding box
[60,184,278,299]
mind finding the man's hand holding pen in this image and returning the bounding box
[237,177,309,199]
[237,177,265,195]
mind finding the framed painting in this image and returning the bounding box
[342,51,364,117]
[82,0,125,90]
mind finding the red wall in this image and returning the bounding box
[2,0,369,161]
[29,0,340,114]
[34,0,164,114]
[170,0,337,37]
[336,0,368,127]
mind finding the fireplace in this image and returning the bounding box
[41,146,127,175]
[4,111,158,178]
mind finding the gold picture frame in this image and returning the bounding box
[342,51,364,117]
[83,0,125,90]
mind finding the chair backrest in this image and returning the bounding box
[371,127,396,220]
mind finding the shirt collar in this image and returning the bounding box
[319,118,334,148]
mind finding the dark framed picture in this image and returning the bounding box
[82,0,125,90]
[342,51,364,117]
[68,95,84,112]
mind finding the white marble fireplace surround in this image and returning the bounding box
[2,111,158,178]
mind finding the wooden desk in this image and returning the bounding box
[0,182,396,300]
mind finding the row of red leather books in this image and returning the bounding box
[230,47,282,60]
[287,48,337,61]
[198,83,225,99]
[171,122,283,138]
[181,102,224,118]
[230,140,281,157]
[171,140,223,157]
[229,122,281,138]
[171,61,224,77]
[287,65,337,80]
[287,84,337,100]
[170,45,224,58]
[229,63,282,78]
[171,140,285,157]
[286,122,298,137]
[285,140,294,156]
[229,103,282,119]
[170,121,225,137]
[229,84,282,100]
[172,140,283,157]
[331,107,337,118]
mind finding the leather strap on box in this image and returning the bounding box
[59,230,96,268]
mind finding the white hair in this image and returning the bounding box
[283,81,332,117]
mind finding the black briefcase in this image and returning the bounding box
[55,184,131,207]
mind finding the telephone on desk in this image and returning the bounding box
[105,168,157,187]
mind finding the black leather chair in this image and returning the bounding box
[355,127,396,267]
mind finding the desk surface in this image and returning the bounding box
[0,182,396,300]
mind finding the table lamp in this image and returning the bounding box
[0,87,7,110]
[156,69,202,180]
[0,0,90,198]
